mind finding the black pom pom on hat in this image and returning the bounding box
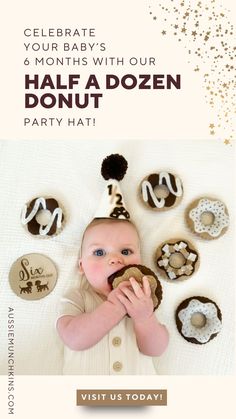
[101,154,128,181]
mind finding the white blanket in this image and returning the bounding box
[0,139,234,375]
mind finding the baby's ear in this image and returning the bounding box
[78,259,84,274]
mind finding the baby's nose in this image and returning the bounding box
[108,253,124,265]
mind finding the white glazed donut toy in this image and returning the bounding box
[175,296,222,344]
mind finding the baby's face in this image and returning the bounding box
[79,221,141,296]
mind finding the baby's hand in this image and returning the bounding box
[107,282,130,316]
[117,277,154,323]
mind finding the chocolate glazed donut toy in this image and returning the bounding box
[155,238,199,281]
[175,296,222,344]
[186,197,230,240]
[21,196,65,237]
[140,171,183,211]
[108,264,163,311]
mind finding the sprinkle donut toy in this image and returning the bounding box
[186,197,230,240]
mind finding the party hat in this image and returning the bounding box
[94,154,130,220]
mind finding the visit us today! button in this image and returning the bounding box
[76,389,167,406]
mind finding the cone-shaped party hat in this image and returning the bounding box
[94,154,130,220]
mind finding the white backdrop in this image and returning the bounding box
[0,139,234,375]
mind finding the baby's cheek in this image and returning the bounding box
[86,260,104,277]
[129,254,141,265]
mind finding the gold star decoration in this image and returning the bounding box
[150,0,235,144]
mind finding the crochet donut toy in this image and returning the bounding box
[140,171,183,211]
[155,239,199,281]
[186,197,230,240]
[108,264,162,311]
[175,296,222,344]
[21,197,65,237]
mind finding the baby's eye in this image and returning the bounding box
[93,249,106,256]
[121,249,133,256]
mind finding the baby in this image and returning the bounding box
[56,218,169,374]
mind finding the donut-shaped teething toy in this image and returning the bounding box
[186,197,229,240]
[155,239,199,281]
[108,264,162,311]
[21,197,65,237]
[140,171,183,211]
[175,296,222,344]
